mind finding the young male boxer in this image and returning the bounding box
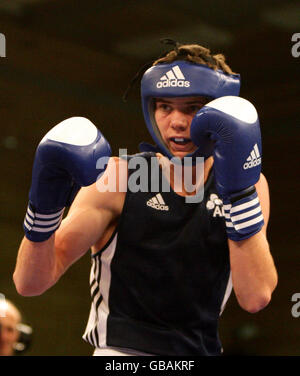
[14,43,277,356]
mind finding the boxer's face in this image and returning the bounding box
[154,96,208,159]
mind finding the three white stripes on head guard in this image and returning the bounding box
[24,206,64,232]
[160,66,185,81]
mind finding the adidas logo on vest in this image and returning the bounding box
[156,65,190,89]
[147,193,169,211]
[243,144,261,170]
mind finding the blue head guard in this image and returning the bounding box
[140,60,241,159]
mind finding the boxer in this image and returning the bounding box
[14,42,277,356]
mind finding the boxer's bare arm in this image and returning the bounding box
[13,157,126,296]
[229,173,278,313]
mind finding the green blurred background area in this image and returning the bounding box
[0,0,299,356]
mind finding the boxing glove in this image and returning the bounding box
[23,117,111,242]
[190,96,264,241]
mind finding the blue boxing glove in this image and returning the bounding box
[23,117,111,242]
[190,96,264,241]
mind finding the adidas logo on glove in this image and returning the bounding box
[243,144,261,170]
[156,66,190,89]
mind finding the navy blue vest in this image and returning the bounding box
[84,153,231,355]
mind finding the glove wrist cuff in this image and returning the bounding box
[223,186,264,241]
[23,202,65,242]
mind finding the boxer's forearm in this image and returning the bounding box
[13,235,57,296]
[229,231,278,313]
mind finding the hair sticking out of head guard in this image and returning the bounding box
[140,60,241,160]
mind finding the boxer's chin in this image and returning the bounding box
[167,139,197,159]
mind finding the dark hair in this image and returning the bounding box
[153,43,237,75]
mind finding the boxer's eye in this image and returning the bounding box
[157,103,172,112]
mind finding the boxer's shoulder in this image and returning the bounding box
[69,156,127,219]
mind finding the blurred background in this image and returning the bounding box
[0,0,299,356]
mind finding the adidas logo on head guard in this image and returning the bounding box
[243,144,261,170]
[156,65,190,89]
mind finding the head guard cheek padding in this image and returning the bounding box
[140,60,241,160]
